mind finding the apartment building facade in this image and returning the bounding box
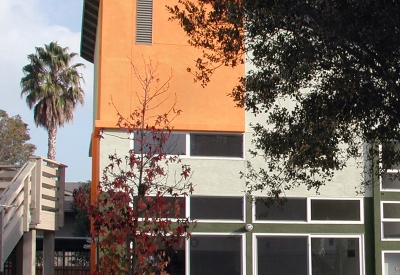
[81,1,400,274]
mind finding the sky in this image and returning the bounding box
[0,0,94,182]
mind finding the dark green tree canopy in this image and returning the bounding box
[0,110,36,165]
[169,0,400,196]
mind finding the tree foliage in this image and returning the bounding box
[0,109,36,165]
[74,61,194,275]
[21,41,85,160]
[72,181,91,237]
[169,0,400,196]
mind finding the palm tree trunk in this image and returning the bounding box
[47,127,57,160]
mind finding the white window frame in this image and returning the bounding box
[131,131,245,159]
[381,201,400,241]
[187,195,245,223]
[187,233,246,275]
[253,233,365,275]
[253,197,364,224]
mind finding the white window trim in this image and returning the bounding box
[253,233,365,275]
[381,250,400,275]
[381,201,400,241]
[187,196,246,223]
[187,233,246,275]
[253,197,364,224]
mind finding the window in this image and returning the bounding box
[190,133,243,158]
[381,202,400,240]
[255,235,363,275]
[254,198,307,222]
[189,234,243,275]
[132,132,244,158]
[254,197,362,223]
[190,196,244,221]
[133,132,186,155]
[257,236,308,275]
[380,142,400,191]
[136,0,153,44]
[311,237,360,275]
[382,251,400,275]
[136,196,186,219]
[310,199,362,222]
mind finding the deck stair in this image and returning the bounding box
[0,156,66,273]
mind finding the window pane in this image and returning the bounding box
[190,235,242,275]
[257,236,308,275]
[311,238,360,275]
[138,196,185,218]
[383,222,400,239]
[255,198,307,221]
[134,132,186,155]
[190,197,243,220]
[190,134,243,157]
[311,200,360,221]
[383,253,400,275]
[382,173,400,190]
[383,203,400,219]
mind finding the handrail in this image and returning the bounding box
[0,156,67,270]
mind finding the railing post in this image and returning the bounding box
[33,157,42,225]
[58,166,65,228]
[0,210,4,273]
[23,176,31,232]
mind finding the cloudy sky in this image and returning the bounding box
[0,0,94,182]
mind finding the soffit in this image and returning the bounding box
[81,0,99,63]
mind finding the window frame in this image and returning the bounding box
[187,196,245,223]
[187,233,246,275]
[308,197,364,224]
[380,201,400,241]
[253,233,365,275]
[379,143,400,192]
[130,131,245,159]
[253,197,364,224]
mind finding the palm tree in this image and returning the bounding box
[21,42,85,160]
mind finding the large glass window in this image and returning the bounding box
[257,236,308,275]
[256,235,362,275]
[311,199,361,221]
[190,196,243,221]
[311,237,360,275]
[190,133,243,158]
[255,198,307,221]
[383,252,400,275]
[190,235,243,275]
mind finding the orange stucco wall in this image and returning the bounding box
[95,0,244,132]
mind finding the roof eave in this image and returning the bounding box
[80,0,99,63]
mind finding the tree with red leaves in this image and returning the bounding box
[74,60,194,275]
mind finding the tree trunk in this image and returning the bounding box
[47,127,57,160]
